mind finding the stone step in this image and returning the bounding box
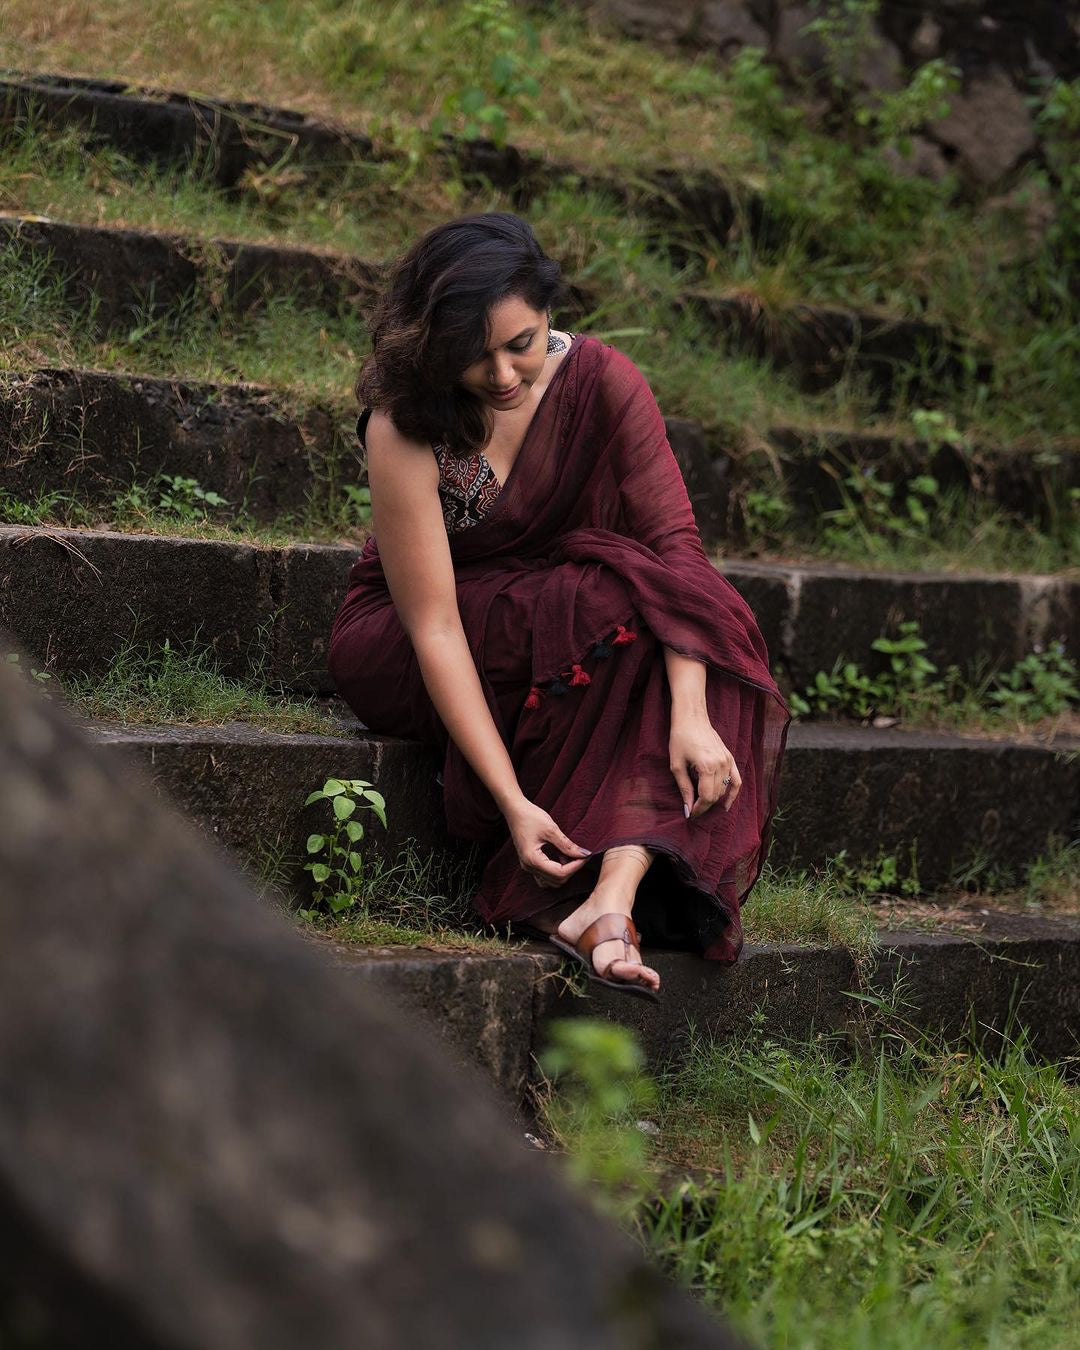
[0,367,356,522]
[0,71,767,251]
[319,914,1080,1109]
[757,424,1080,537]
[0,367,716,535]
[3,214,979,398]
[1,214,380,329]
[681,291,985,402]
[4,367,1075,537]
[0,525,348,692]
[84,718,1080,894]
[2,525,1075,694]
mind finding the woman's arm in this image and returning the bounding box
[593,355,744,818]
[365,412,590,884]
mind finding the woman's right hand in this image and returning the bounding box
[505,798,592,889]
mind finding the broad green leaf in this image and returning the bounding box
[345,820,364,842]
[348,851,363,873]
[323,778,346,796]
[304,790,327,806]
[311,863,331,884]
[306,834,326,853]
[333,795,357,820]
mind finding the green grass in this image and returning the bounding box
[737,475,1080,577]
[308,912,504,954]
[742,860,878,958]
[56,634,343,734]
[3,101,1079,447]
[0,0,756,176]
[1022,838,1080,914]
[3,3,1078,576]
[928,836,1080,922]
[296,830,477,925]
[536,1015,1080,1348]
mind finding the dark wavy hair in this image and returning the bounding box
[356,212,564,455]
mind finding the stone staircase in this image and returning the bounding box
[2,73,1078,1117]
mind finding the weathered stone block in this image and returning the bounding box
[0,367,353,520]
[784,564,1030,685]
[323,940,544,1107]
[89,720,444,875]
[0,643,739,1348]
[775,722,1080,885]
[0,526,273,682]
[931,68,1038,187]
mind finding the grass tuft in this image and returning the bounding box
[62,635,341,734]
[535,1014,1080,1347]
[743,860,878,959]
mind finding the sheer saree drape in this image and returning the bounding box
[328,335,790,961]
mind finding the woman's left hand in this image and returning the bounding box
[669,714,742,819]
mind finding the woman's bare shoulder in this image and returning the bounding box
[365,409,438,480]
[365,408,429,455]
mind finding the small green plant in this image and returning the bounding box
[740,483,793,547]
[155,473,230,519]
[910,406,968,454]
[822,467,941,550]
[1022,836,1080,912]
[832,843,921,898]
[987,643,1079,721]
[788,621,943,719]
[342,483,372,527]
[110,473,230,526]
[872,58,960,149]
[790,623,1078,728]
[728,47,802,142]
[870,622,940,698]
[537,1018,657,1212]
[1032,77,1080,262]
[0,487,74,525]
[801,0,959,148]
[4,649,55,696]
[431,0,544,147]
[301,777,388,919]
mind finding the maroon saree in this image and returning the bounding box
[328,335,790,961]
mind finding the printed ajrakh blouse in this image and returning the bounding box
[355,330,572,535]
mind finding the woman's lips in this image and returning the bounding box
[489,383,520,400]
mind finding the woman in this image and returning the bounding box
[328,212,790,1001]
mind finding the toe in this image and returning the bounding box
[607,958,661,989]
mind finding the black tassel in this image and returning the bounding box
[593,639,612,661]
[550,677,570,696]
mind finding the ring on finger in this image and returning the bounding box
[722,775,732,787]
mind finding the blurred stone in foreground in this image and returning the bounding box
[0,640,739,1350]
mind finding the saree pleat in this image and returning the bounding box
[328,335,791,962]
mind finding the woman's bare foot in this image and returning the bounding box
[553,845,660,992]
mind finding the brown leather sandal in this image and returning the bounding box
[548,913,660,1003]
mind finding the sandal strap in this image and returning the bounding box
[575,912,643,976]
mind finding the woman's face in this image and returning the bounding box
[458,295,550,413]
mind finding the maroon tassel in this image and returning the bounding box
[613,624,637,646]
[569,663,591,687]
[524,686,542,710]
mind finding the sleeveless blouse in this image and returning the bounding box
[355,330,573,536]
